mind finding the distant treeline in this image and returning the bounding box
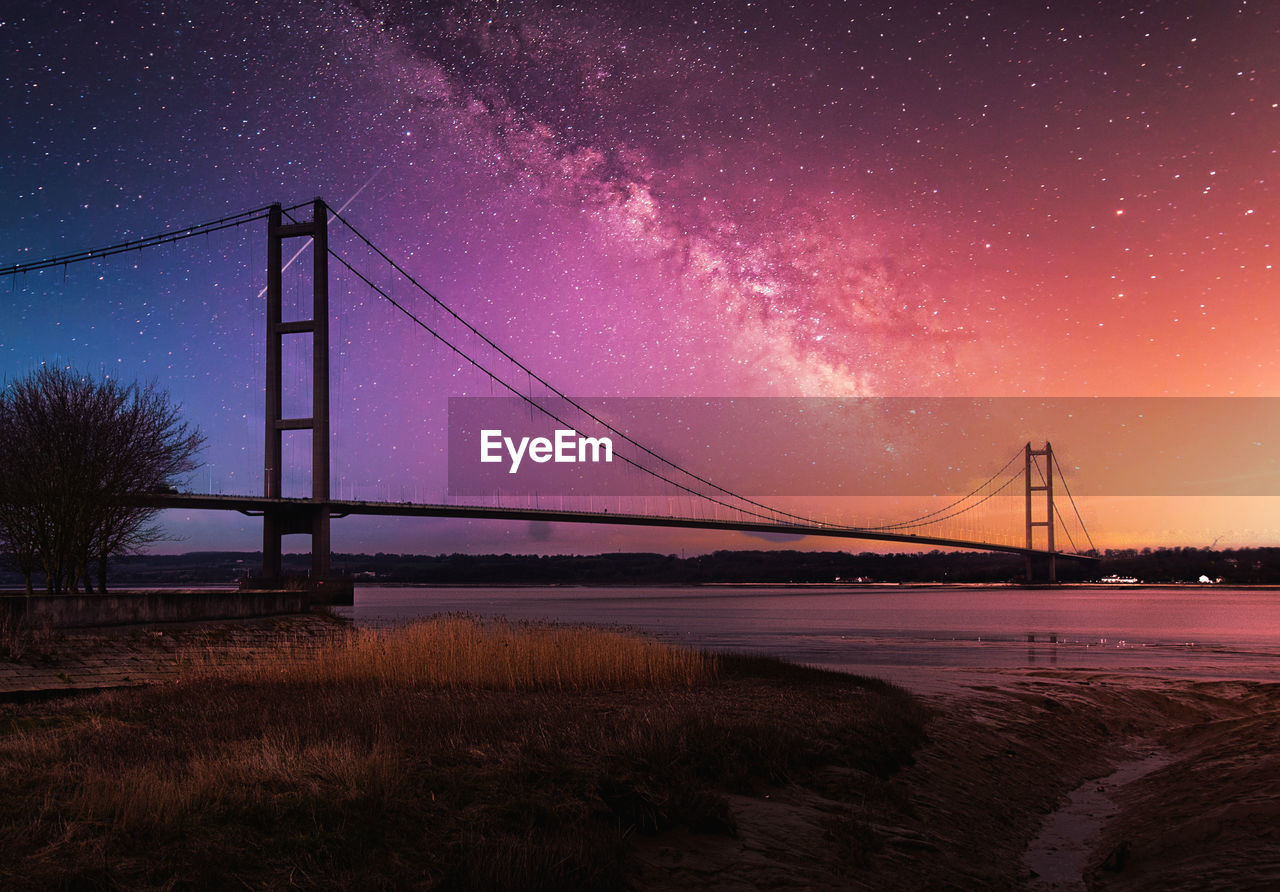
[6,546,1280,586]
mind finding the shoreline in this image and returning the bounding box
[2,616,1277,888]
[10,580,1280,592]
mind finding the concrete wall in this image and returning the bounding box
[0,589,312,629]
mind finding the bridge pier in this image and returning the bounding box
[1024,442,1057,584]
[1023,554,1059,585]
[258,199,347,602]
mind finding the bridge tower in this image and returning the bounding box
[1024,441,1056,583]
[261,199,336,592]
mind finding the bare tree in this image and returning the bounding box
[0,408,40,594]
[0,367,204,594]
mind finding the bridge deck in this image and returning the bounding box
[131,493,1098,561]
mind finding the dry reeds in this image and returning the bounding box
[193,615,716,690]
[67,733,399,833]
[0,619,928,889]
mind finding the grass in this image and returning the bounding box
[0,612,58,663]
[0,616,929,889]
[192,615,717,690]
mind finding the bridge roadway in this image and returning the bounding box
[133,493,1098,562]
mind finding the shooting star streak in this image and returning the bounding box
[257,171,381,298]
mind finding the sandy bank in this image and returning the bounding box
[633,667,1280,889]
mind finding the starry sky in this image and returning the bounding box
[2,0,1277,555]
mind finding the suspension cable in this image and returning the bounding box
[1051,451,1097,552]
[861,448,1025,530]
[327,246,800,527]
[325,206,837,529]
[1,205,276,277]
[876,464,1025,532]
[1029,452,1082,555]
[1052,501,1081,553]
[329,206,1046,542]
[328,205,1054,543]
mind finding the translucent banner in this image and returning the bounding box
[446,397,1280,497]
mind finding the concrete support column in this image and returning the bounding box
[262,199,331,583]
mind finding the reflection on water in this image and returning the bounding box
[337,585,1280,685]
[1026,646,1059,666]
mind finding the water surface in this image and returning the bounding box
[338,585,1280,688]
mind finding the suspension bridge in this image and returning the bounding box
[2,198,1099,585]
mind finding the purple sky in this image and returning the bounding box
[3,1,1278,554]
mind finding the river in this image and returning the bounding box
[335,585,1280,691]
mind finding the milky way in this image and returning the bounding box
[2,1,1277,551]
